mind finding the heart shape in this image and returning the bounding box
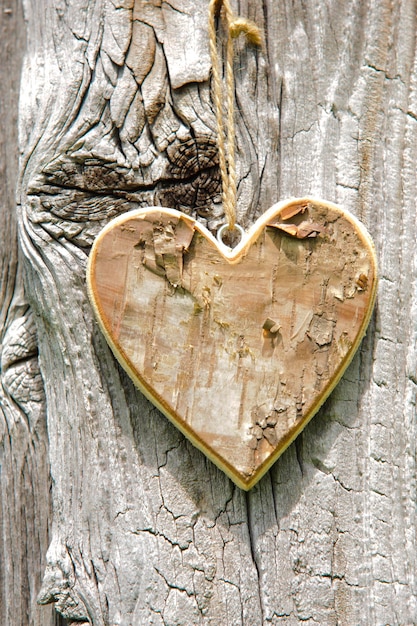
[87,198,377,489]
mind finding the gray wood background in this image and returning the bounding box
[1,0,416,624]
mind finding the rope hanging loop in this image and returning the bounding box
[208,0,262,234]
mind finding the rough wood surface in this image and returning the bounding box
[88,201,377,489]
[6,0,417,623]
[0,2,63,624]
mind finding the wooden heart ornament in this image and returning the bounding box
[87,198,377,490]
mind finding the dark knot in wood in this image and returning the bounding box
[158,136,221,214]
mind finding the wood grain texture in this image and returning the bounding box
[88,200,377,489]
[0,2,62,625]
[11,0,417,623]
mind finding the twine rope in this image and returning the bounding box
[208,0,262,231]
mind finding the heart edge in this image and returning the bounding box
[86,197,378,490]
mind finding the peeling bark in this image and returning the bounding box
[1,0,416,624]
[87,200,377,490]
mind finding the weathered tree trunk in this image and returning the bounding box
[2,0,417,623]
[0,2,64,624]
